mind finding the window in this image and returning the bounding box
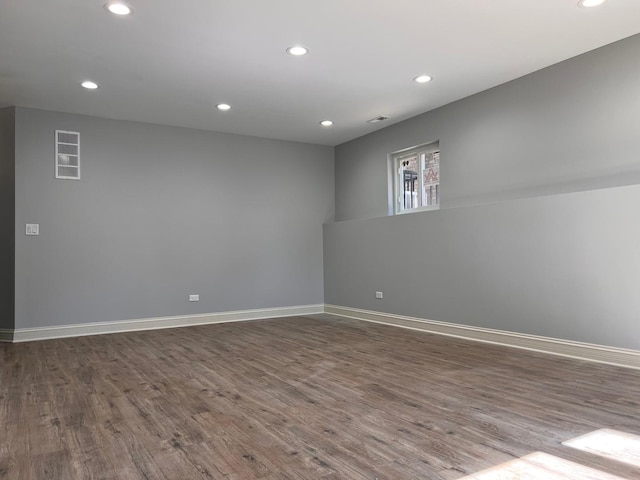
[392,142,439,214]
[55,130,80,180]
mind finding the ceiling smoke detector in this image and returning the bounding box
[367,115,389,124]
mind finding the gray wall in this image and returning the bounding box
[14,108,334,329]
[335,33,640,222]
[327,33,640,350]
[324,185,640,350]
[0,107,15,330]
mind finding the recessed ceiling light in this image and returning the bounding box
[81,80,99,90]
[413,75,433,84]
[320,120,333,127]
[216,103,232,111]
[287,46,309,56]
[578,0,606,6]
[105,2,133,15]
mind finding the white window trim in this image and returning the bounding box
[395,203,440,215]
[389,141,439,215]
[55,130,81,180]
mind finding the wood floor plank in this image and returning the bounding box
[2,315,640,479]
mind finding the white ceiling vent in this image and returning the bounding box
[55,130,80,180]
[367,115,389,124]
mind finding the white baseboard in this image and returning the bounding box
[324,305,640,370]
[0,329,13,343]
[8,304,640,371]
[11,304,324,343]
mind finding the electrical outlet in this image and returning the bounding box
[189,294,199,302]
[375,291,383,299]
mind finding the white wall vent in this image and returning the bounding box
[55,130,80,180]
[367,115,389,124]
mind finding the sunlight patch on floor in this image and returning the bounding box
[563,429,640,468]
[459,451,625,480]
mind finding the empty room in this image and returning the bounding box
[2,0,640,479]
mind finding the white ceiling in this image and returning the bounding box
[1,0,639,146]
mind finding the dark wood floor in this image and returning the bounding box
[1,315,640,479]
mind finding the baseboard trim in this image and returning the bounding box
[10,304,640,370]
[11,304,324,343]
[0,329,13,343]
[324,305,640,370]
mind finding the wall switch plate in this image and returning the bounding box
[375,291,383,299]
[189,294,200,302]
[26,224,40,236]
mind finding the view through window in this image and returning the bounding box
[393,142,439,214]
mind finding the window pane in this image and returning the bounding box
[58,154,78,167]
[392,142,439,215]
[422,151,440,207]
[57,165,79,178]
[57,143,78,156]
[57,131,79,144]
[398,153,420,210]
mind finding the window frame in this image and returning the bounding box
[55,130,81,180]
[390,141,440,215]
